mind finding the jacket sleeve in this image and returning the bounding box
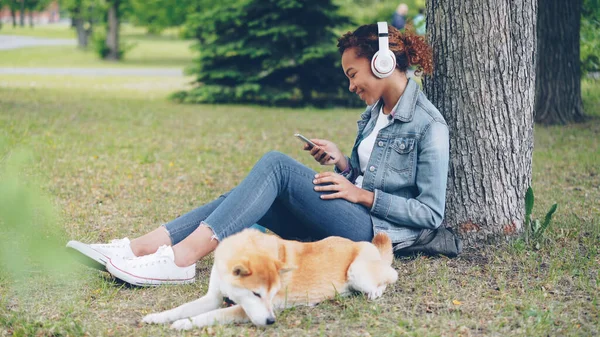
[334,155,361,184]
[370,121,449,229]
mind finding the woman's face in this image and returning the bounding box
[341,47,384,106]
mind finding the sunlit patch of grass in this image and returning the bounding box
[0,74,193,100]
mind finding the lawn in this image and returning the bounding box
[0,54,599,335]
[0,23,78,39]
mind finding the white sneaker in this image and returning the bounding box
[106,245,196,286]
[66,238,135,271]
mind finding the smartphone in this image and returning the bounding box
[294,133,335,160]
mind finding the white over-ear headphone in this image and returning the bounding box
[371,22,397,78]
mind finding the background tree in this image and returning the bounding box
[61,0,99,48]
[103,0,120,60]
[535,0,585,124]
[87,0,130,60]
[127,0,196,35]
[424,0,537,245]
[10,0,17,27]
[19,0,24,26]
[23,0,51,27]
[178,0,356,107]
[3,0,21,27]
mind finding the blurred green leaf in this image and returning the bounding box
[0,138,77,290]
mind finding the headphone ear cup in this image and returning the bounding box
[371,50,396,78]
[370,51,381,77]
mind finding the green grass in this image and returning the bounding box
[0,22,183,39]
[0,24,194,68]
[583,79,600,117]
[0,69,599,336]
[0,23,77,39]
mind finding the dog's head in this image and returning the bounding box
[222,254,292,326]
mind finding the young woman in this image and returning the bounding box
[67,23,455,286]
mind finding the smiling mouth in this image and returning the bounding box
[357,91,365,99]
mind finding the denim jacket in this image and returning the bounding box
[335,78,449,245]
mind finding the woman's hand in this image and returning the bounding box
[303,139,344,166]
[313,172,374,207]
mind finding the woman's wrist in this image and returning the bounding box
[358,189,375,208]
[335,156,349,172]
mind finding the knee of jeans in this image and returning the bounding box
[257,151,290,171]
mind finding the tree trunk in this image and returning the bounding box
[104,0,121,60]
[424,0,537,246]
[535,0,585,124]
[28,10,33,27]
[74,18,89,48]
[11,8,16,27]
[19,0,25,26]
[72,6,91,49]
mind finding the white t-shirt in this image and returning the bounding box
[355,105,392,188]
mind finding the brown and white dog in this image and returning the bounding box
[142,228,398,330]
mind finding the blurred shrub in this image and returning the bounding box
[0,140,75,287]
[91,30,135,60]
[581,0,600,74]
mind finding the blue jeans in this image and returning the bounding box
[163,151,373,244]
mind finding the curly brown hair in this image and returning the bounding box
[337,24,433,75]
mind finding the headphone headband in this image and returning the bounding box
[377,22,390,55]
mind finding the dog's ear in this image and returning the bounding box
[232,263,251,277]
[275,260,295,275]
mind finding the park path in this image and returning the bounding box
[0,34,184,77]
[0,34,75,50]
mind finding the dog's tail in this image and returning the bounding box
[372,232,393,265]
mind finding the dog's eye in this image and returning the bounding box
[252,292,261,298]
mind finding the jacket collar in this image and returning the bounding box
[392,78,419,122]
[363,78,420,123]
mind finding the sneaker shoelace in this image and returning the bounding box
[100,238,129,248]
[129,245,172,268]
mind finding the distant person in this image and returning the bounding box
[392,3,409,30]
[413,8,426,36]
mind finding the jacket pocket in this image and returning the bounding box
[388,137,417,173]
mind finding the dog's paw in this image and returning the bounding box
[142,313,169,324]
[367,285,386,300]
[171,319,193,331]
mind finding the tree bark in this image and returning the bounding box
[535,0,585,124]
[424,0,537,246]
[72,5,91,49]
[11,7,16,27]
[19,0,25,27]
[74,18,91,48]
[104,0,121,60]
